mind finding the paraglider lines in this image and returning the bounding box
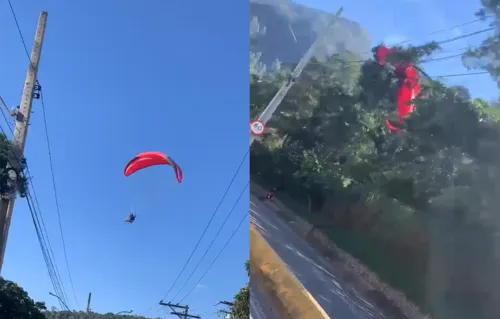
[158,149,250,303]
[170,181,249,301]
[40,90,80,308]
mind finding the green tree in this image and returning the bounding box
[0,133,28,198]
[462,0,500,87]
[219,261,249,319]
[0,277,47,319]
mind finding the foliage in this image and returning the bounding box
[0,133,29,198]
[0,276,159,319]
[219,261,249,319]
[250,40,500,319]
[0,277,47,319]
[462,0,500,88]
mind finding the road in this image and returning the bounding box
[250,277,279,319]
[250,194,386,319]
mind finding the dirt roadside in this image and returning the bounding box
[251,182,431,319]
[250,225,330,319]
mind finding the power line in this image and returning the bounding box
[40,90,79,307]
[26,190,70,310]
[0,107,70,308]
[6,0,79,307]
[429,18,486,36]
[432,71,489,78]
[178,210,249,303]
[0,118,70,309]
[170,181,249,301]
[389,19,491,48]
[6,0,31,59]
[422,52,464,63]
[306,26,493,72]
[350,19,494,63]
[436,27,494,45]
[159,149,249,303]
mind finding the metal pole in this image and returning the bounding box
[86,292,92,313]
[250,7,343,146]
[49,292,70,311]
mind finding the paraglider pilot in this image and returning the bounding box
[125,213,136,223]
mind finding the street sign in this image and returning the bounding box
[250,120,265,136]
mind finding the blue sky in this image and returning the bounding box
[0,0,248,318]
[296,0,498,100]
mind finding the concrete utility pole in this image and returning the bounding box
[250,7,343,146]
[0,11,48,274]
[159,301,200,319]
[86,292,92,313]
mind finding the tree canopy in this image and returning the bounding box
[0,277,47,319]
[0,276,163,319]
[218,261,249,319]
[463,0,500,89]
[0,133,28,199]
[250,22,500,318]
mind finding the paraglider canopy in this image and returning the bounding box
[124,151,183,183]
[374,45,394,65]
[374,45,423,133]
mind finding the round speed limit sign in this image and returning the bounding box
[250,120,265,136]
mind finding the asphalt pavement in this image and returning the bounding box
[250,194,386,319]
[250,277,279,319]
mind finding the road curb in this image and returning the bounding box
[250,225,330,319]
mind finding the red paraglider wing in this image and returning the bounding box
[374,46,424,133]
[375,46,393,64]
[124,151,183,183]
[397,65,422,121]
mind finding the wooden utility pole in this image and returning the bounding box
[86,292,92,313]
[159,301,200,319]
[218,301,233,319]
[0,11,48,274]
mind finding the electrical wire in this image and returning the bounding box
[0,118,70,309]
[429,18,487,36]
[178,210,249,303]
[6,0,79,307]
[0,106,70,308]
[170,181,249,301]
[0,105,68,303]
[39,90,79,308]
[436,27,494,45]
[433,71,489,78]
[26,190,69,310]
[6,0,31,59]
[305,26,493,76]
[158,149,249,303]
